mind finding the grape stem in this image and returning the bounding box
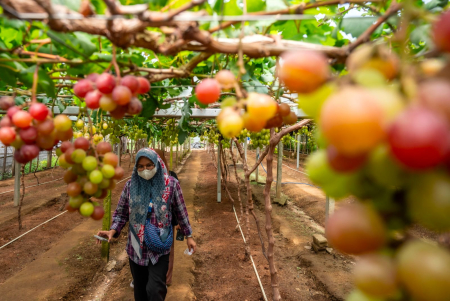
[112,45,121,80]
[31,63,40,103]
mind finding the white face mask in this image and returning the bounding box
[138,167,157,180]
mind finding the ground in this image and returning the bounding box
[0,148,440,301]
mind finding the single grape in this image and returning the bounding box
[69,195,85,209]
[388,107,449,170]
[67,182,82,197]
[73,79,94,98]
[246,93,278,123]
[113,166,125,180]
[83,181,98,195]
[279,50,330,93]
[55,128,73,142]
[136,77,150,94]
[101,164,116,179]
[127,97,142,115]
[20,144,40,162]
[99,95,117,112]
[397,240,450,301]
[110,104,128,119]
[58,154,72,169]
[19,126,38,144]
[36,119,54,135]
[7,106,20,119]
[325,203,386,255]
[86,73,100,82]
[120,75,140,93]
[12,110,32,128]
[0,96,15,110]
[89,170,103,184]
[103,152,118,167]
[0,116,12,127]
[215,70,235,90]
[71,149,86,164]
[74,137,90,150]
[36,132,56,149]
[91,206,105,220]
[326,145,366,173]
[0,127,16,145]
[29,103,49,121]
[96,73,116,94]
[195,79,221,104]
[98,178,110,189]
[54,114,72,132]
[85,90,102,109]
[82,156,98,171]
[432,10,450,53]
[112,85,132,105]
[96,141,112,155]
[63,170,78,184]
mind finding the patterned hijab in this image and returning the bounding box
[129,148,171,259]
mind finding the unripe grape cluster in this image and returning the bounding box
[58,139,124,219]
[73,73,150,118]
[291,12,450,300]
[249,129,270,149]
[161,119,178,145]
[0,97,73,164]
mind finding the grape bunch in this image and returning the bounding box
[73,73,150,119]
[237,128,250,143]
[0,97,73,164]
[58,138,124,219]
[250,129,270,149]
[194,71,298,138]
[161,119,178,145]
[284,11,450,301]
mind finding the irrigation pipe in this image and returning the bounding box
[0,177,64,195]
[232,205,268,301]
[0,175,132,250]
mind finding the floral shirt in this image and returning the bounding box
[110,177,192,266]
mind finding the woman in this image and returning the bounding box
[96,148,196,301]
[153,149,178,286]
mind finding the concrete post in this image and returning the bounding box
[14,162,20,206]
[276,141,283,198]
[256,147,259,182]
[296,134,300,169]
[47,150,52,168]
[217,142,221,203]
[325,196,335,223]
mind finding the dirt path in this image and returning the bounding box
[191,149,353,301]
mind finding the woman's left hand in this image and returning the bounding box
[186,237,196,254]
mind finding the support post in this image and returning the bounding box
[101,190,112,262]
[47,150,52,168]
[305,135,309,154]
[217,141,221,203]
[118,139,122,167]
[276,141,283,198]
[325,196,335,223]
[244,138,248,161]
[14,162,21,206]
[296,134,300,169]
[256,147,259,182]
[1,146,7,178]
[170,143,173,171]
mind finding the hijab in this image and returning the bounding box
[129,148,171,259]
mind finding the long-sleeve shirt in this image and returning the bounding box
[110,176,192,266]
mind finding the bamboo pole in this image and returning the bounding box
[101,190,112,262]
[14,163,21,206]
[1,146,7,178]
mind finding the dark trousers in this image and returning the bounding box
[129,254,170,301]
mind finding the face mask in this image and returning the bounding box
[138,167,157,180]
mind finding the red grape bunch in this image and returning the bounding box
[297,11,450,301]
[195,71,299,138]
[73,73,151,119]
[0,97,73,164]
[58,139,124,219]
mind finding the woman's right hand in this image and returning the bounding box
[96,230,116,244]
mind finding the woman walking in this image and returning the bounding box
[96,148,196,301]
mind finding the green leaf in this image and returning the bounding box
[51,0,81,12]
[19,66,55,98]
[247,0,266,12]
[189,94,208,108]
[141,98,158,118]
[213,0,242,15]
[55,98,66,113]
[266,0,287,11]
[178,128,188,144]
[341,17,380,38]
[0,65,17,86]
[425,0,448,10]
[73,32,97,57]
[410,24,431,45]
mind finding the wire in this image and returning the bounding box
[0,177,64,195]
[232,205,268,301]
[0,175,132,250]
